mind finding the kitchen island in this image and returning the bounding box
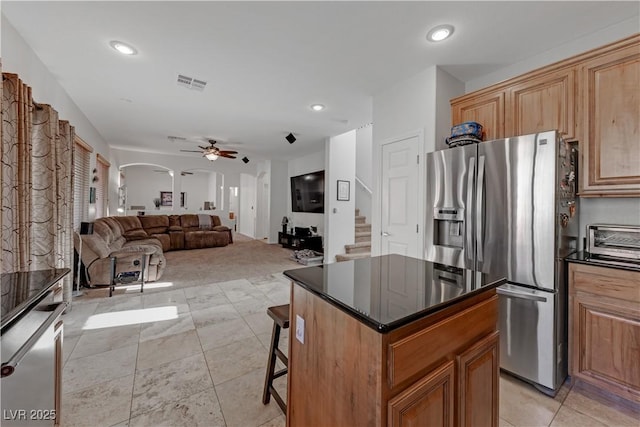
[283,254,505,427]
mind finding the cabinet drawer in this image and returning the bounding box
[388,296,498,389]
[569,263,640,303]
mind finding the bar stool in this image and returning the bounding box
[262,304,290,414]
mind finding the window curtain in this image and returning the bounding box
[1,73,75,302]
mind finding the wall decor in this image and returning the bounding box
[160,191,172,206]
[337,180,350,201]
[89,186,96,203]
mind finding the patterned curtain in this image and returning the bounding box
[1,73,74,302]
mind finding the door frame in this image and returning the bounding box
[373,129,425,258]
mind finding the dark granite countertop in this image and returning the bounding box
[565,251,640,272]
[1,268,70,332]
[283,254,505,332]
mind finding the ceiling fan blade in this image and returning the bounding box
[220,153,237,159]
[218,150,238,155]
[180,150,203,153]
[181,171,194,175]
[197,145,208,150]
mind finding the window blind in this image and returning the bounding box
[73,138,92,230]
[95,154,110,218]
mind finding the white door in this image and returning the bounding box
[239,173,256,238]
[381,135,421,257]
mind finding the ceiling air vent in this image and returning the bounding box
[167,135,187,142]
[177,74,207,91]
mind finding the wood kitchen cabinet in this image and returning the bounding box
[568,262,640,404]
[450,34,639,197]
[505,67,576,140]
[451,91,505,140]
[577,41,640,197]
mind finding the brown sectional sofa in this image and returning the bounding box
[78,214,231,286]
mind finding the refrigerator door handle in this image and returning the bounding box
[497,287,547,302]
[476,155,485,263]
[466,156,476,262]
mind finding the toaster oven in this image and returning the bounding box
[586,224,640,263]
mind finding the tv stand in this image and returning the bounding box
[278,232,323,253]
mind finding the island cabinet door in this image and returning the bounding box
[388,360,455,427]
[456,331,500,427]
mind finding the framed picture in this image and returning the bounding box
[160,191,172,206]
[180,192,186,208]
[337,180,350,201]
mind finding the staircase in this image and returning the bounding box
[335,209,371,262]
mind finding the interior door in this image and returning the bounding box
[381,135,421,258]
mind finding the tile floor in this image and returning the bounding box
[62,274,639,427]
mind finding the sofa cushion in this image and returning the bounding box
[114,216,144,233]
[139,215,169,235]
[150,233,171,252]
[168,215,181,227]
[180,214,199,230]
[211,215,222,227]
[184,230,229,249]
[125,230,149,240]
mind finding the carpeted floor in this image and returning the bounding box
[80,233,303,299]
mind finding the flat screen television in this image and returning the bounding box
[290,170,325,213]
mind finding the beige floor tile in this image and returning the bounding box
[63,335,80,366]
[131,353,213,417]
[267,290,291,306]
[205,336,267,385]
[70,324,140,359]
[136,329,203,370]
[128,388,225,427]
[499,417,516,427]
[94,295,143,314]
[259,414,286,427]
[196,318,255,351]
[191,303,241,329]
[63,344,138,394]
[562,388,640,427]
[243,311,274,336]
[142,289,187,308]
[139,311,195,342]
[61,374,134,427]
[550,405,609,427]
[187,292,231,312]
[499,373,561,427]
[183,282,223,299]
[225,289,267,304]
[232,296,274,317]
[62,302,100,338]
[215,368,282,427]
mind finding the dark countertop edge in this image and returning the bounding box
[1,268,70,333]
[564,252,640,272]
[284,271,505,333]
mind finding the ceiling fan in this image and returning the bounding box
[180,139,238,160]
[153,170,193,176]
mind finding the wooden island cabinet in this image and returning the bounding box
[283,255,504,427]
[450,34,640,197]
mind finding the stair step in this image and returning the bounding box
[355,223,371,232]
[355,215,366,224]
[355,232,371,243]
[355,208,360,217]
[345,243,371,254]
[336,252,371,262]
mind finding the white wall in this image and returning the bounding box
[435,67,465,151]
[370,66,441,256]
[287,150,325,236]
[269,160,288,244]
[355,125,373,221]
[239,173,257,238]
[461,21,640,244]
[325,130,357,263]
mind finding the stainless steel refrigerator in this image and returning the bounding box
[424,130,579,395]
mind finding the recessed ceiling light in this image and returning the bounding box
[109,40,137,55]
[311,104,325,111]
[426,25,454,42]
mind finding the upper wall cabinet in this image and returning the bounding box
[578,42,640,197]
[451,91,505,141]
[506,67,576,140]
[451,34,640,197]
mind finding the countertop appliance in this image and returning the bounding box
[425,130,579,395]
[1,269,69,426]
[586,224,640,267]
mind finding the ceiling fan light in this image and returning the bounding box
[205,153,219,161]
